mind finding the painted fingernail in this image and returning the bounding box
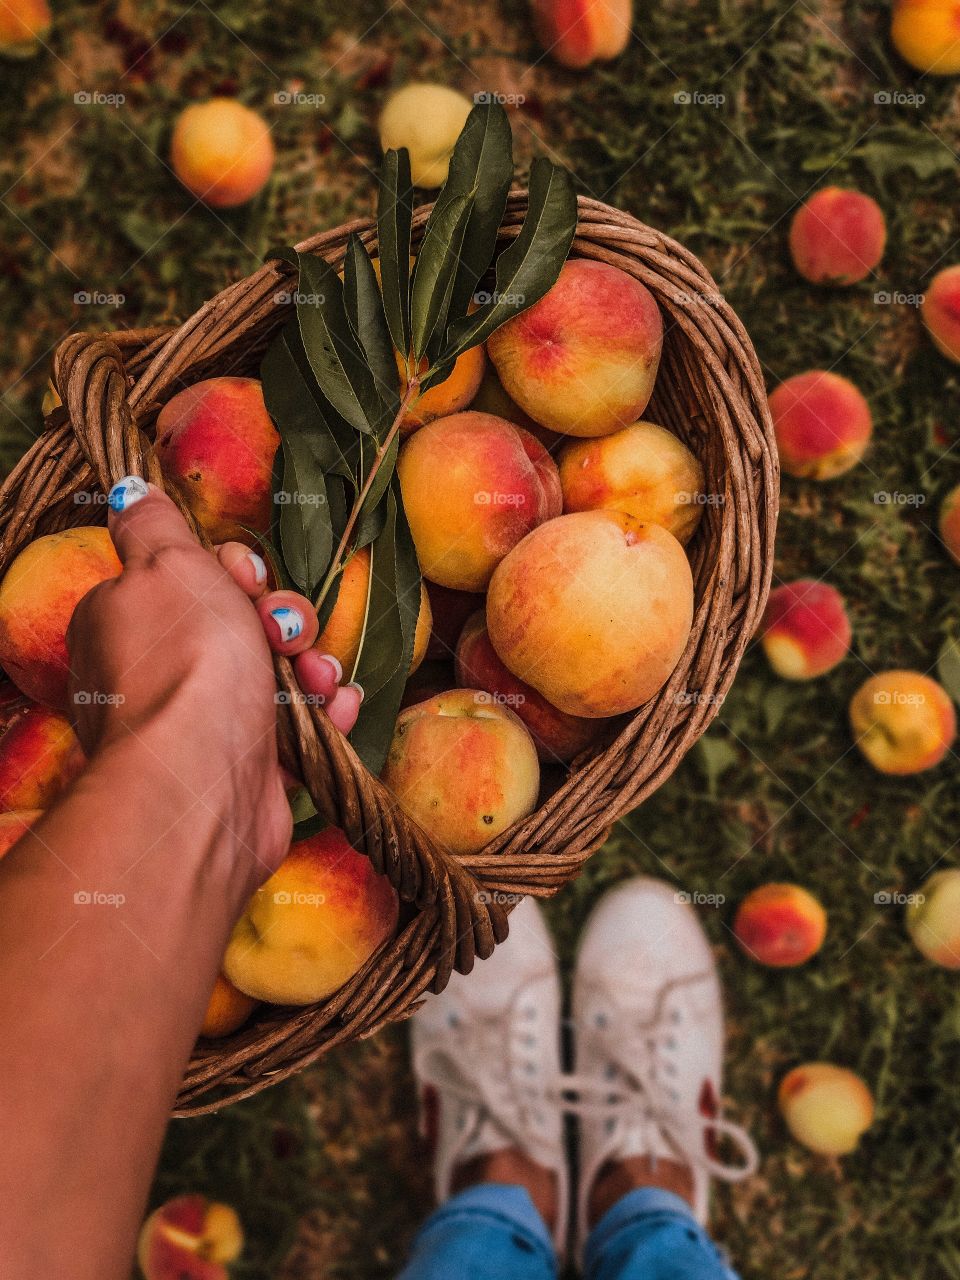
[270,606,303,643]
[107,476,149,512]
[320,653,343,683]
[248,551,268,585]
[347,681,365,704]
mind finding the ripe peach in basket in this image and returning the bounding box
[0,0,51,57]
[891,0,960,73]
[487,510,693,718]
[778,1063,875,1156]
[200,974,258,1038]
[0,526,121,710]
[487,259,663,438]
[0,809,42,859]
[397,411,562,591]
[760,579,852,680]
[530,0,632,69]
[138,1194,243,1280]
[922,265,960,363]
[382,688,540,855]
[769,369,872,480]
[155,377,280,544]
[170,99,274,208]
[0,703,85,811]
[733,883,827,967]
[788,187,886,286]
[224,827,399,1006]
[400,347,487,436]
[849,670,956,775]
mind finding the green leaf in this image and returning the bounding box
[937,634,960,705]
[377,148,414,358]
[354,432,400,551]
[342,233,401,422]
[442,157,577,362]
[409,188,476,360]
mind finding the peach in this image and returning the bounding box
[0,810,42,859]
[156,377,280,544]
[138,1195,243,1280]
[224,827,399,1006]
[778,1063,875,1156]
[558,421,705,544]
[400,346,487,436]
[530,0,632,68]
[922,265,960,362]
[0,0,51,56]
[487,510,693,717]
[733,883,827,967]
[769,370,872,480]
[759,580,852,679]
[200,973,258,1038]
[0,527,121,709]
[378,83,473,188]
[788,187,886,286]
[397,411,562,591]
[0,704,84,811]
[891,0,960,73]
[456,611,601,762]
[170,99,274,208]
[487,259,663,438]
[906,869,960,968]
[940,484,960,564]
[849,670,956,775]
[425,582,484,661]
[381,688,540,855]
[315,547,431,677]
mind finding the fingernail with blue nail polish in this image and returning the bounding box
[270,606,303,644]
[248,552,267,585]
[107,476,150,512]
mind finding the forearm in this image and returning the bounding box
[0,735,250,1280]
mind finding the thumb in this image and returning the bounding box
[105,476,198,566]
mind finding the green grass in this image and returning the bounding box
[4,0,960,1275]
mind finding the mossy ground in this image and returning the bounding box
[3,1,960,1276]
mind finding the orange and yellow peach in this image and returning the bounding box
[759,579,852,679]
[559,421,705,544]
[425,582,484,661]
[733,883,827,967]
[0,526,121,709]
[400,347,486,436]
[0,704,84,811]
[849,670,956,775]
[397,411,562,591]
[170,99,274,208]
[487,260,663,438]
[456,611,601,762]
[224,827,398,1006]
[939,483,960,564]
[138,1195,243,1280]
[906,869,960,968]
[788,187,886,286]
[155,377,280,544]
[0,0,51,56]
[769,370,872,480]
[200,973,258,1038]
[778,1063,875,1156]
[922,264,960,362]
[529,0,632,68]
[891,0,960,74]
[382,688,540,854]
[487,510,693,717]
[378,83,473,188]
[0,809,42,859]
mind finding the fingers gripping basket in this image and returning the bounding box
[0,194,778,1115]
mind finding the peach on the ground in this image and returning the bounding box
[315,547,431,676]
[425,581,484,661]
[156,377,280,544]
[400,347,486,436]
[788,187,886,285]
[224,827,398,1006]
[487,510,693,717]
[849,670,956,775]
[0,0,51,56]
[170,99,274,207]
[559,421,705,544]
[906,869,960,968]
[382,688,540,854]
[378,83,473,188]
[891,0,960,74]
[138,1195,243,1280]
[760,579,852,679]
[922,265,960,362]
[778,1063,875,1155]
[0,704,85,811]
[939,483,960,564]
[487,259,663,438]
[530,0,632,68]
[456,611,601,762]
[733,883,827,967]
[200,974,258,1038]
[769,370,872,480]
[0,526,121,709]
[0,809,42,859]
[398,411,562,591]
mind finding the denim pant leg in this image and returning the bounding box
[397,1183,557,1280]
[585,1188,740,1280]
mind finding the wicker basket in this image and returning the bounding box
[0,193,778,1115]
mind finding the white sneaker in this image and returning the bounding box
[411,896,568,1251]
[571,878,758,1256]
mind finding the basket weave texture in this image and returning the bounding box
[0,193,778,1115]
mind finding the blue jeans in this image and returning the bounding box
[397,1184,740,1279]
